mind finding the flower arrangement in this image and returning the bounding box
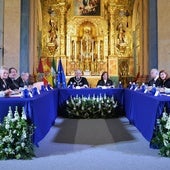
[65,94,118,119]
[0,106,35,160]
[151,108,170,157]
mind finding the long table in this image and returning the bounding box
[58,88,124,115]
[124,89,170,142]
[1,87,169,146]
[0,89,58,146]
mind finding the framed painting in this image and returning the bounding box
[74,0,101,16]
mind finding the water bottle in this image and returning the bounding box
[141,83,146,92]
[151,84,156,95]
[118,81,123,88]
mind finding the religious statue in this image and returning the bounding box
[47,18,58,49]
[116,23,127,54]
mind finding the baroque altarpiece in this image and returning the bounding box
[40,0,135,87]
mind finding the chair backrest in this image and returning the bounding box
[33,81,44,90]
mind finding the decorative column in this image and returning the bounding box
[0,0,4,66]
[58,2,67,57]
[20,0,30,72]
[98,40,100,60]
[74,40,77,60]
[108,3,116,56]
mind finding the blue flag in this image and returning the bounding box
[56,58,67,88]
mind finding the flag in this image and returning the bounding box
[56,58,66,88]
[43,57,51,73]
[42,76,48,86]
[37,58,44,73]
[51,57,56,75]
[50,57,57,87]
[46,74,53,86]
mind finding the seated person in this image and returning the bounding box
[67,70,89,88]
[0,66,12,96]
[6,67,19,90]
[147,68,161,87]
[96,71,113,88]
[158,70,170,93]
[17,72,33,88]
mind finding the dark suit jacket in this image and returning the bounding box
[67,77,89,87]
[148,78,162,87]
[0,78,10,91]
[6,77,19,90]
[16,76,32,87]
[96,79,113,87]
[160,78,170,88]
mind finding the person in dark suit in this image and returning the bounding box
[148,68,161,87]
[96,71,113,88]
[17,72,33,88]
[0,66,12,96]
[67,70,89,88]
[6,67,19,90]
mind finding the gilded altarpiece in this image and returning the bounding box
[40,0,135,87]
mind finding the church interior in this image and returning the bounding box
[1,1,170,168]
[0,0,170,86]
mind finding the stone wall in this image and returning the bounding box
[3,0,20,71]
[157,0,170,74]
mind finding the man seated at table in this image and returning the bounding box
[6,67,19,90]
[96,71,114,88]
[67,69,89,88]
[17,72,33,88]
[147,68,161,89]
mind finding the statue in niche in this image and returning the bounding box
[82,27,93,54]
[81,26,93,71]
[47,18,58,49]
[116,23,127,54]
[119,60,129,76]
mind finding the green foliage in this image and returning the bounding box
[65,94,118,119]
[0,106,35,160]
[151,108,170,157]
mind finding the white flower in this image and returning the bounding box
[13,130,17,134]
[165,116,170,130]
[66,100,69,105]
[21,142,25,147]
[163,139,169,147]
[21,113,27,120]
[5,124,10,130]
[162,112,168,121]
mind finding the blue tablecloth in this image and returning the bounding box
[124,89,170,141]
[58,88,124,115]
[0,89,58,146]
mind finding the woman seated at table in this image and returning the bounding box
[0,66,12,96]
[96,71,113,88]
[67,69,89,88]
[158,70,170,93]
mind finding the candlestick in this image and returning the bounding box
[92,40,94,61]
[98,40,100,60]
[75,40,77,60]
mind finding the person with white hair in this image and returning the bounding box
[67,69,89,88]
[16,72,32,88]
[148,68,161,87]
[0,66,12,96]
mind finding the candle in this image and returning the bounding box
[92,40,94,61]
[98,40,100,60]
[75,41,77,60]
[81,39,82,56]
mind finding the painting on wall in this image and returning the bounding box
[74,0,101,16]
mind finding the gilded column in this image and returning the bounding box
[58,2,67,57]
[108,4,116,56]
